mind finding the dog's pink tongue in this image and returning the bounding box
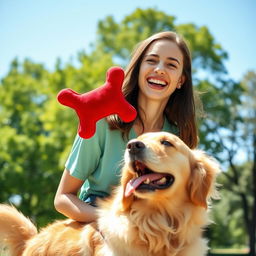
[125,173,165,197]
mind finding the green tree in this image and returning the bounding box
[240,71,256,256]
[0,53,114,226]
[95,8,227,76]
[207,71,256,255]
[0,59,62,226]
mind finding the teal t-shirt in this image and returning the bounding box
[65,118,178,200]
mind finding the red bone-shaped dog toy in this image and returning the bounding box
[57,66,137,139]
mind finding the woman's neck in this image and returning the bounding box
[134,96,168,135]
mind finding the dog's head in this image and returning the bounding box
[120,132,221,211]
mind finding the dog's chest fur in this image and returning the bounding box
[96,200,209,256]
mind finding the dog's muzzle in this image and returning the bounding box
[125,140,175,197]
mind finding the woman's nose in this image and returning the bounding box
[154,63,165,75]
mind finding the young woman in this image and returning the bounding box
[54,31,199,222]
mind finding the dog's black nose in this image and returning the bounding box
[127,140,145,155]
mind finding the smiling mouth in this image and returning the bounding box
[125,160,175,197]
[147,78,168,88]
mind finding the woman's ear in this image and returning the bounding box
[177,75,186,89]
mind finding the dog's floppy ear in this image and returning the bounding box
[187,150,221,209]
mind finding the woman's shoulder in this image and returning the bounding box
[94,118,108,136]
[72,119,108,145]
[74,118,123,148]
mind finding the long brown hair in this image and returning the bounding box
[107,31,200,149]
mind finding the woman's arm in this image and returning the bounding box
[54,169,97,223]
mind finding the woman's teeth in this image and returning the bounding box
[147,78,167,87]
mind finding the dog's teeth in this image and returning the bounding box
[161,177,167,182]
[157,177,167,184]
[144,178,150,184]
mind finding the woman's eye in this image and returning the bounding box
[146,59,156,63]
[168,63,177,68]
[161,140,173,147]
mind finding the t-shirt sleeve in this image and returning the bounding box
[65,121,105,181]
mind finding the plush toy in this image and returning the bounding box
[57,66,137,139]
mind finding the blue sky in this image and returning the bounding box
[1,0,255,81]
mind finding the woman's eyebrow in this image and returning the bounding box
[167,57,180,65]
[145,53,158,58]
[145,54,180,65]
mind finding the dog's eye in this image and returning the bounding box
[161,140,173,147]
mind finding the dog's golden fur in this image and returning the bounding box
[0,132,221,256]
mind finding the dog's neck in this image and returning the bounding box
[98,198,192,255]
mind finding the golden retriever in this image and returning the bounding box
[0,132,221,256]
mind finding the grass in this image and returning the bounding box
[211,248,249,253]
[209,248,250,256]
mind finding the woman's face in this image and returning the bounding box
[138,39,185,102]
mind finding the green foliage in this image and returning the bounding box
[207,72,256,252]
[208,164,252,248]
[96,8,176,62]
[177,24,228,74]
[0,50,116,226]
